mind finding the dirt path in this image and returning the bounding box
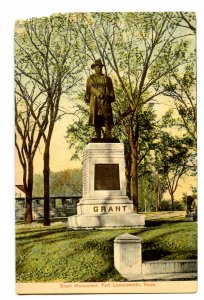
[145,211,186,220]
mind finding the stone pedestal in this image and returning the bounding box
[114,233,142,279]
[114,233,197,281]
[67,142,145,229]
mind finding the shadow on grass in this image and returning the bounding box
[16,223,149,248]
[16,218,67,225]
[142,241,172,261]
[16,226,67,240]
[16,220,191,248]
[145,219,188,227]
[141,225,197,261]
[16,225,115,247]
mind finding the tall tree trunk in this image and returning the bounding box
[25,191,33,223]
[154,176,160,212]
[124,142,132,199]
[131,147,139,213]
[154,188,159,212]
[170,192,175,211]
[126,169,131,199]
[25,158,34,223]
[43,143,50,226]
[129,115,139,213]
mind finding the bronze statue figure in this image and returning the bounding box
[85,59,115,139]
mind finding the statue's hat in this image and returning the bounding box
[91,59,104,69]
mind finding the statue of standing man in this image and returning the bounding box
[85,59,115,139]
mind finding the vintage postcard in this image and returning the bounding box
[14,10,197,295]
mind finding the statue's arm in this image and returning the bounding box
[90,86,101,98]
[87,76,101,98]
[85,77,97,103]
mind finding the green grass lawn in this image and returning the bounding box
[16,216,197,282]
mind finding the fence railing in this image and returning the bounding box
[15,196,81,221]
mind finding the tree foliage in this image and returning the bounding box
[15,81,48,223]
[154,131,194,210]
[66,12,195,211]
[33,169,82,197]
[161,53,196,149]
[15,14,83,224]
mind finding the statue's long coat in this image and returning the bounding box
[85,74,115,126]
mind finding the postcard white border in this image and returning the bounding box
[0,1,203,299]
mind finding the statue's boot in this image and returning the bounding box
[95,127,101,139]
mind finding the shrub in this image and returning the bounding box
[174,200,186,211]
[159,200,186,211]
[159,200,170,211]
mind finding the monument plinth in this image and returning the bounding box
[67,142,145,229]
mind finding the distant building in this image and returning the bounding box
[15,185,26,198]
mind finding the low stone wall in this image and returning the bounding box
[142,260,197,275]
[15,197,80,221]
[114,233,197,281]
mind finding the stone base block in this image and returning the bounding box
[67,213,145,229]
[77,197,133,215]
[185,212,197,221]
